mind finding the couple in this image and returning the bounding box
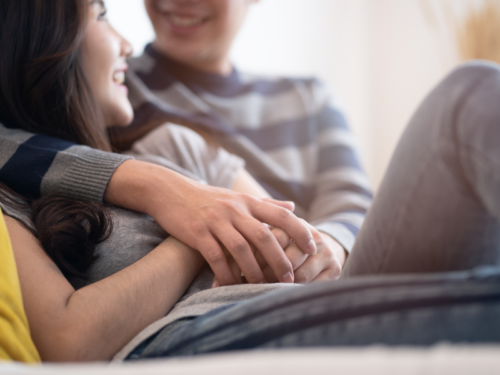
[1,0,500,363]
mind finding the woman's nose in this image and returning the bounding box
[121,37,133,59]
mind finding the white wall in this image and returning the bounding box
[106,0,464,188]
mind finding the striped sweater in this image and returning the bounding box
[114,45,373,251]
[0,44,372,252]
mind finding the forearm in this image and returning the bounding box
[46,238,204,362]
[231,169,271,198]
[104,159,211,222]
[0,123,130,200]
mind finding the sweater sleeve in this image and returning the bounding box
[306,81,373,252]
[0,124,132,201]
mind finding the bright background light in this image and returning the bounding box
[106,0,462,188]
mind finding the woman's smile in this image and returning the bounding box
[80,1,133,127]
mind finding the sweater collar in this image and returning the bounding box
[144,44,242,96]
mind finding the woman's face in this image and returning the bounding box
[80,1,134,127]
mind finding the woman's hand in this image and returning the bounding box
[105,160,317,287]
[261,222,345,283]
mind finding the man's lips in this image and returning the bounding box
[167,13,206,27]
[161,11,209,32]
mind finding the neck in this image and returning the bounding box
[189,59,232,76]
[152,42,232,76]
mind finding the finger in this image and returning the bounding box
[254,227,290,271]
[262,265,279,283]
[212,260,244,288]
[199,237,238,286]
[294,255,325,284]
[213,226,266,284]
[284,241,309,271]
[228,256,244,284]
[261,242,308,282]
[254,249,268,270]
[270,227,292,249]
[252,200,316,256]
[235,217,294,284]
[313,266,342,282]
[262,198,295,212]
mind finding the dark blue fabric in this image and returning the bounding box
[0,134,73,198]
[126,269,500,359]
[318,145,363,173]
[141,44,300,97]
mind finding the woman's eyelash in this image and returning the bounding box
[98,9,108,19]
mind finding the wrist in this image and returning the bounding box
[104,159,193,217]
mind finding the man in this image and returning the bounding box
[110,0,372,281]
[0,0,370,286]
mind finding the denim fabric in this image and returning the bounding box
[128,268,500,358]
[128,62,500,359]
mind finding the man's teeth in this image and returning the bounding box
[113,71,125,85]
[169,14,204,27]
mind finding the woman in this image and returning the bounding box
[0,0,340,361]
[0,0,323,289]
[2,0,500,363]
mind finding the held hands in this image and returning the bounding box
[262,222,345,283]
[106,160,320,288]
[212,220,346,287]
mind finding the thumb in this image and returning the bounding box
[262,198,295,212]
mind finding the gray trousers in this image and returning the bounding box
[344,61,500,275]
[129,62,500,359]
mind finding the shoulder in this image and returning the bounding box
[239,72,342,111]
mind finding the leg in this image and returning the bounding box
[128,268,500,358]
[343,62,500,276]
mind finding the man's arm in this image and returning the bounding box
[104,159,318,286]
[307,80,373,255]
[0,124,316,286]
[0,123,130,200]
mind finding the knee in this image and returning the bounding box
[440,61,500,96]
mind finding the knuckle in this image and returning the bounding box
[277,207,294,220]
[190,221,207,237]
[205,249,225,265]
[254,226,273,243]
[228,238,249,255]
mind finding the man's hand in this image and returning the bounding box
[104,160,317,287]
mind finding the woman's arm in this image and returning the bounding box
[0,125,315,287]
[5,215,204,362]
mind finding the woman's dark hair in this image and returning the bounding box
[0,182,112,280]
[0,0,111,151]
[0,0,114,278]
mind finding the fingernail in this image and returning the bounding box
[212,279,220,288]
[306,240,317,255]
[282,272,294,283]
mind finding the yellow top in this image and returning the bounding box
[0,209,40,363]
